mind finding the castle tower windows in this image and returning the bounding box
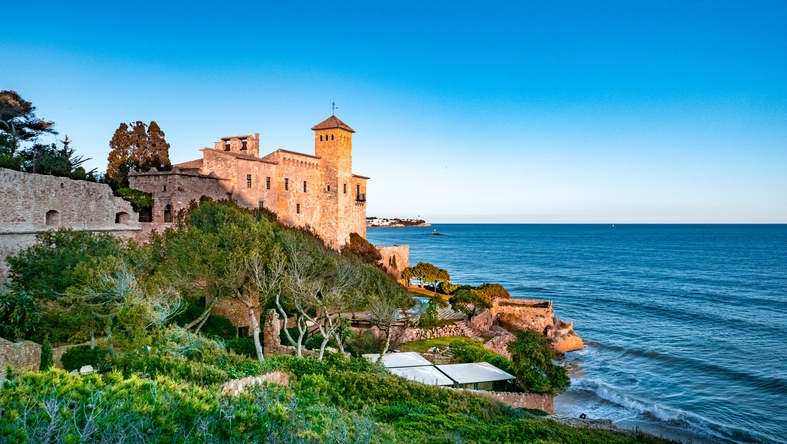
[258,201,264,209]
[285,178,289,190]
[343,184,347,194]
[296,203,301,214]
[326,185,330,191]
[331,134,334,140]
[320,135,323,141]
[246,174,252,188]
[303,181,307,192]
[164,204,173,223]
[266,177,271,190]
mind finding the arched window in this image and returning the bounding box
[115,212,130,224]
[164,204,173,223]
[45,210,60,226]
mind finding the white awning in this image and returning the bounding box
[363,352,433,368]
[436,362,515,384]
[389,366,455,386]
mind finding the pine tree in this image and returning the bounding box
[142,121,171,171]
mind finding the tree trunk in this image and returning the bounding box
[296,317,307,357]
[379,327,391,360]
[249,305,264,361]
[90,331,95,350]
[186,297,217,330]
[318,335,330,360]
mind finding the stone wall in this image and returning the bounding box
[487,299,583,354]
[0,337,41,372]
[0,168,141,280]
[398,321,474,344]
[376,245,410,280]
[465,390,554,415]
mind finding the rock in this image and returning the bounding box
[220,371,290,396]
[551,330,584,354]
[79,365,94,375]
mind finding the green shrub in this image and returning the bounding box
[225,336,256,358]
[114,187,153,210]
[417,298,441,329]
[508,330,571,395]
[60,345,109,371]
[39,338,53,371]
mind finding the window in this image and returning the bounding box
[258,201,264,209]
[326,185,331,191]
[115,212,130,224]
[296,204,301,214]
[164,204,173,223]
[331,134,334,140]
[303,181,307,192]
[266,177,271,190]
[319,135,322,141]
[45,210,60,226]
[163,185,167,192]
[246,174,252,188]
[238,326,249,337]
[241,139,247,151]
[343,184,347,194]
[285,178,289,190]
[357,184,360,195]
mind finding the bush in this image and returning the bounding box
[114,187,153,210]
[225,336,256,358]
[39,338,53,371]
[60,345,109,371]
[417,298,441,329]
[344,329,385,356]
[475,282,511,300]
[508,330,571,395]
[341,232,383,263]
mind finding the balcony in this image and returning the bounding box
[356,193,366,202]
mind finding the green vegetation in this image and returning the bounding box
[449,288,493,320]
[401,262,450,296]
[113,187,153,210]
[0,198,666,442]
[38,338,53,371]
[400,336,469,353]
[0,341,674,444]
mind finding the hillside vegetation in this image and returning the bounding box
[0,200,675,443]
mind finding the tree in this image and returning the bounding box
[0,292,40,340]
[0,90,56,150]
[19,136,95,179]
[474,283,510,300]
[39,338,54,371]
[106,121,171,189]
[402,262,450,296]
[507,329,570,395]
[449,288,492,320]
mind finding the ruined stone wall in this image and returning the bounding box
[0,337,41,372]
[376,245,410,280]
[0,168,140,280]
[464,390,554,415]
[492,299,555,334]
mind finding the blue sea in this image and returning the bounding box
[367,224,787,444]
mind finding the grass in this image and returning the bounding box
[399,336,471,353]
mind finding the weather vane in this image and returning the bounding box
[332,100,337,116]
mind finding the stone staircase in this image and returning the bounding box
[455,320,483,341]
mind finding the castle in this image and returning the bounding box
[130,115,368,248]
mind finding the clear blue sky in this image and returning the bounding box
[2,1,785,223]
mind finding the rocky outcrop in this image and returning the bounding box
[220,371,290,396]
[482,299,583,354]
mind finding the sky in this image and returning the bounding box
[2,1,786,223]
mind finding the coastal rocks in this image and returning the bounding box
[491,299,583,354]
[549,320,584,354]
[220,371,290,396]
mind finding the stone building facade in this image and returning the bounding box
[0,168,140,280]
[130,115,369,249]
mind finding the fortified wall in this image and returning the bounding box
[0,168,140,280]
[376,245,410,280]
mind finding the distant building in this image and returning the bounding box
[130,115,368,249]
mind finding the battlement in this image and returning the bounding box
[214,134,260,157]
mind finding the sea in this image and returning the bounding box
[366,224,787,444]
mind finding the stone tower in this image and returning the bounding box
[312,115,359,247]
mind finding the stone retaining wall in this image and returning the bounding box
[466,390,554,415]
[0,337,41,372]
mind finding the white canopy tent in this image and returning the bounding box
[436,362,515,385]
[363,351,433,368]
[389,366,455,386]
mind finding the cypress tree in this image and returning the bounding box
[39,337,53,371]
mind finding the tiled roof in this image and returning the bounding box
[174,159,203,170]
[311,115,355,133]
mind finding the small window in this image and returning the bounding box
[296,203,300,214]
[246,174,252,188]
[258,201,264,209]
[45,210,60,227]
[357,184,360,195]
[326,185,330,191]
[115,212,130,224]
[285,178,289,191]
[266,177,271,190]
[343,184,347,194]
[241,139,247,151]
[303,181,307,192]
[320,135,323,141]
[224,142,230,151]
[164,204,173,223]
[163,185,167,192]
[331,134,334,140]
